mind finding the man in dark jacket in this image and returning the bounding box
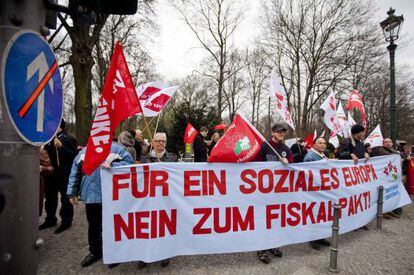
[257,123,293,264]
[335,124,370,229]
[40,119,78,234]
[193,126,209,162]
[372,138,402,218]
[336,124,369,164]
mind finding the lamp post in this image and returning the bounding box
[380,8,404,146]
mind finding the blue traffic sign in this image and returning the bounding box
[1,30,63,146]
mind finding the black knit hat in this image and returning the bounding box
[351,124,365,135]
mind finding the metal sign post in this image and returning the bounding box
[0,1,59,274]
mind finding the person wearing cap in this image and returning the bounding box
[40,118,78,234]
[256,123,293,264]
[260,123,293,164]
[336,124,369,165]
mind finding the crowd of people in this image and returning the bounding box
[38,119,413,268]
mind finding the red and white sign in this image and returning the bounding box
[336,102,350,138]
[183,123,198,144]
[321,92,342,137]
[136,82,178,117]
[82,42,142,175]
[269,68,295,130]
[101,155,411,264]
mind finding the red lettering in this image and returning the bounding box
[233,206,255,231]
[258,169,273,193]
[113,213,134,241]
[184,171,201,196]
[301,202,316,225]
[266,204,280,229]
[112,170,131,201]
[135,211,150,239]
[286,202,301,226]
[193,208,212,234]
[240,169,256,194]
[330,169,339,189]
[150,170,169,196]
[274,170,289,193]
[320,169,330,191]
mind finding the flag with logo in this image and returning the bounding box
[269,68,295,130]
[83,42,142,175]
[320,92,342,137]
[346,90,367,126]
[365,124,383,148]
[209,113,265,163]
[183,123,198,144]
[136,82,178,117]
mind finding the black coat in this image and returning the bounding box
[44,131,78,181]
[193,134,208,162]
[336,137,365,159]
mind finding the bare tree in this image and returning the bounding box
[261,0,383,136]
[170,0,244,117]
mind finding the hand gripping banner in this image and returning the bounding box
[101,155,411,264]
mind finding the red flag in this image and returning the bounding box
[208,114,265,163]
[82,42,142,175]
[183,123,198,144]
[303,131,315,149]
[407,159,414,195]
[214,122,227,131]
[346,90,367,126]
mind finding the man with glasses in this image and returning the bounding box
[139,132,177,268]
[257,123,293,264]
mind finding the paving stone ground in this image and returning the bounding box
[38,198,414,275]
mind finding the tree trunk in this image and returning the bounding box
[70,27,94,145]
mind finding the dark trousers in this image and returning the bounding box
[86,203,103,257]
[44,175,73,224]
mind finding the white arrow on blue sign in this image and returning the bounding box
[1,30,63,146]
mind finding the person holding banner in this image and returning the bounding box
[257,123,292,264]
[303,137,332,250]
[67,142,134,268]
[372,138,402,218]
[336,124,369,164]
[141,133,178,163]
[139,132,177,268]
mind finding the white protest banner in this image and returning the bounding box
[101,155,411,264]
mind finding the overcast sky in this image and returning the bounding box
[152,0,414,81]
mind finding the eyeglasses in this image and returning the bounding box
[154,140,166,143]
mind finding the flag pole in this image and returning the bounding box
[140,116,157,133]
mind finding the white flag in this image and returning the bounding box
[329,132,340,148]
[365,125,383,148]
[347,113,356,136]
[269,68,295,130]
[336,102,349,138]
[136,82,179,117]
[320,92,342,137]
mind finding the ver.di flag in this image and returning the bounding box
[269,68,295,130]
[183,123,198,144]
[320,92,342,137]
[136,82,178,117]
[83,42,142,175]
[209,113,265,163]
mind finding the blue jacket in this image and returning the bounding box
[67,142,134,204]
[303,149,324,162]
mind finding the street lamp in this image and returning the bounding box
[380,7,404,146]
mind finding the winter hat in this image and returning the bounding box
[351,124,365,135]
